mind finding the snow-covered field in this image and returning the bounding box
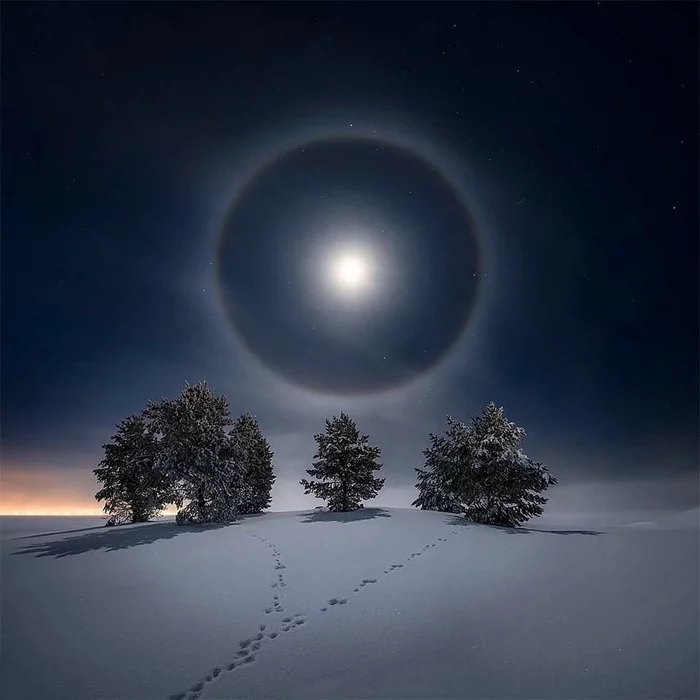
[1,507,698,700]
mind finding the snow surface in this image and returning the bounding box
[1,507,698,700]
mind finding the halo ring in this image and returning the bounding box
[214,124,485,397]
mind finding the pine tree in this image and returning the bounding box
[300,412,385,512]
[144,382,241,524]
[232,412,275,514]
[464,403,557,526]
[94,413,168,525]
[413,403,557,527]
[412,417,470,514]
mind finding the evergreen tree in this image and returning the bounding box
[232,412,275,514]
[301,412,384,512]
[413,403,557,527]
[412,416,470,514]
[464,403,556,526]
[94,413,168,525]
[144,382,241,524]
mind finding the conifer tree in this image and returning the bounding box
[232,412,275,514]
[144,381,241,524]
[412,416,469,514]
[94,413,168,525]
[301,412,384,512]
[464,403,557,526]
[413,403,557,527]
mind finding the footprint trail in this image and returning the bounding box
[318,528,463,613]
[167,531,309,700]
[169,527,463,699]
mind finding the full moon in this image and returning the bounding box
[331,253,369,292]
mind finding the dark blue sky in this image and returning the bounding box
[2,2,698,513]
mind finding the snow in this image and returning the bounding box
[1,507,698,700]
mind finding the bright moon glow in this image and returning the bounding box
[312,238,386,307]
[332,253,369,291]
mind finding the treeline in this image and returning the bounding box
[95,383,556,528]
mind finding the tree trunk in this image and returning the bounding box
[197,486,206,522]
[131,499,147,523]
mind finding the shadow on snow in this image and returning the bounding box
[14,524,116,540]
[11,521,235,559]
[445,515,604,535]
[299,507,392,524]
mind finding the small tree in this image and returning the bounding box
[301,412,384,512]
[144,382,242,524]
[413,403,557,527]
[94,414,168,525]
[233,412,275,514]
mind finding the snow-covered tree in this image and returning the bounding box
[94,413,168,525]
[232,412,275,514]
[413,403,557,527]
[300,412,384,512]
[144,382,242,524]
[412,416,470,514]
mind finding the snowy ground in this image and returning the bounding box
[1,507,698,700]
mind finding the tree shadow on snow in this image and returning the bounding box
[299,507,392,524]
[497,526,604,536]
[445,515,603,535]
[14,524,113,540]
[13,516,178,541]
[11,521,235,559]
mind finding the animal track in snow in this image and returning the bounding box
[249,532,291,595]
[320,597,349,611]
[169,526,464,700]
[318,531,462,617]
[169,531,299,699]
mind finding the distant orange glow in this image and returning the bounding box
[0,462,177,516]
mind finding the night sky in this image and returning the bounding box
[2,2,698,515]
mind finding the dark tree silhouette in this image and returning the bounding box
[144,382,242,524]
[232,412,275,514]
[94,413,168,525]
